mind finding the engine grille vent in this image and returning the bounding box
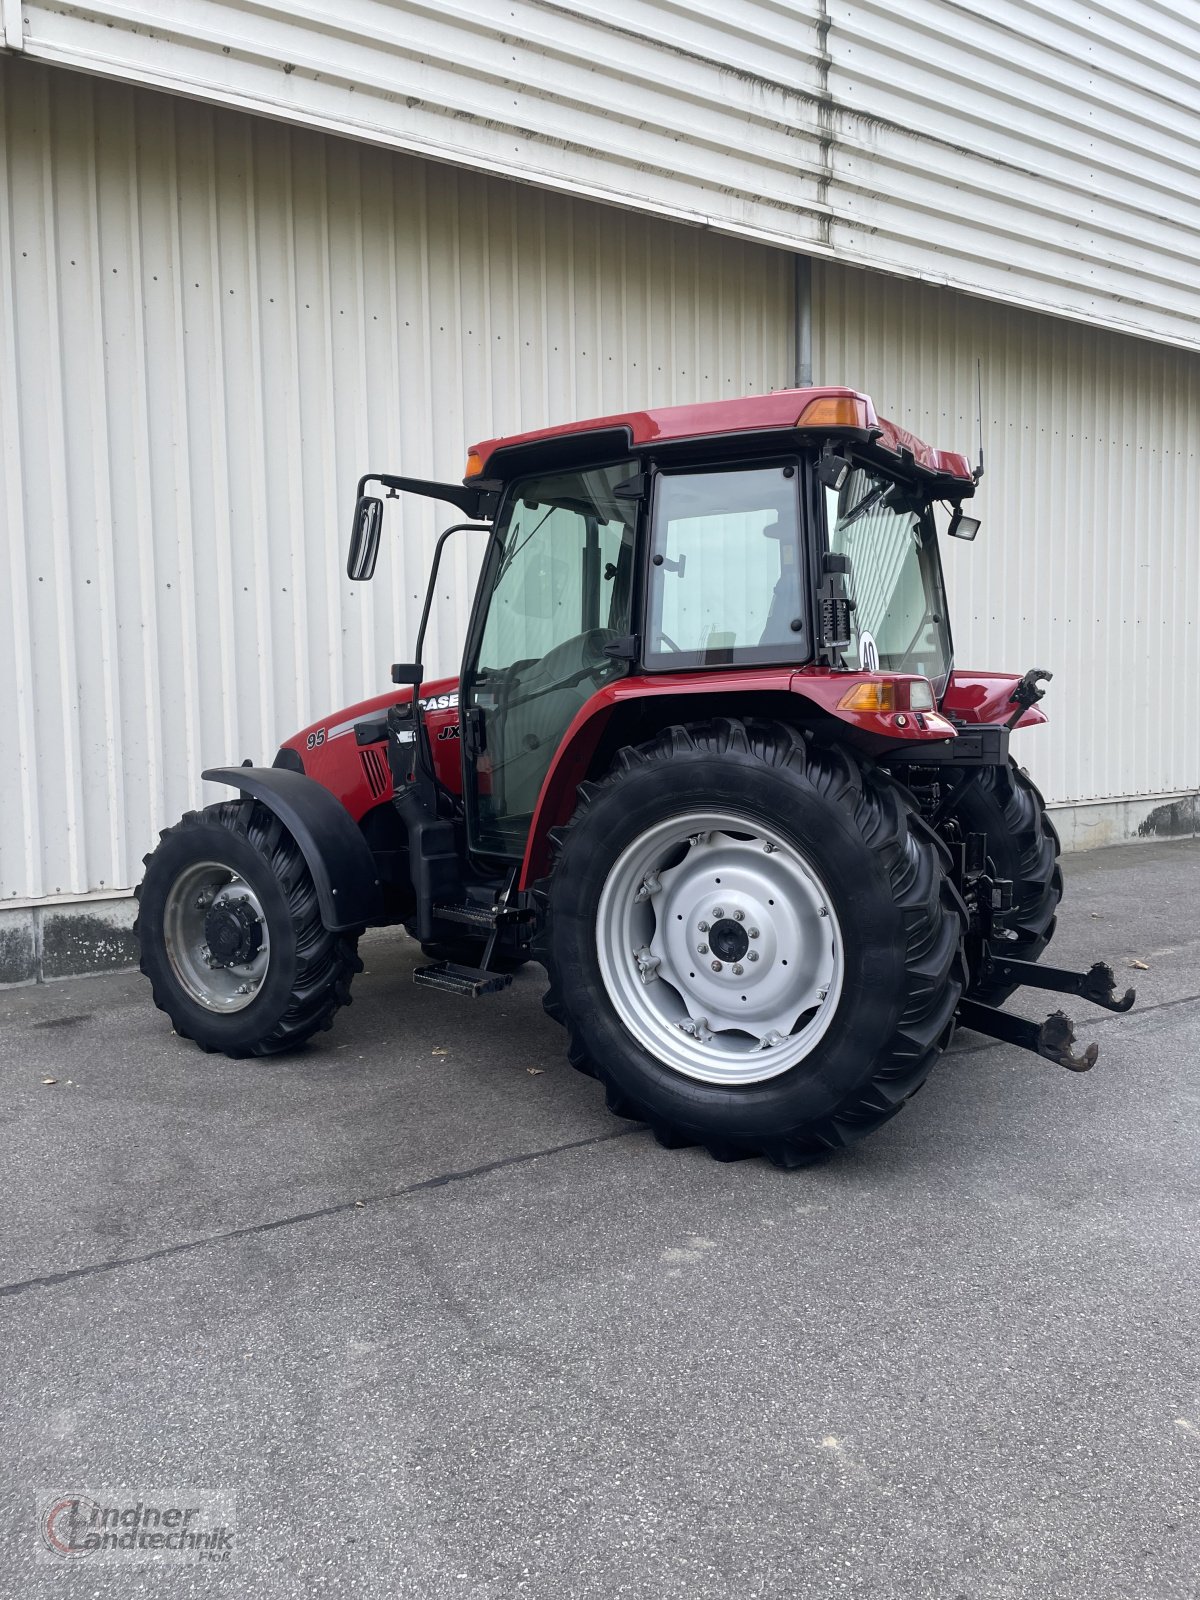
[359,745,391,798]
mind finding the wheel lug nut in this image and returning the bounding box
[697,920,709,932]
[732,963,744,976]
[712,907,724,919]
[748,952,759,962]
[748,928,760,939]
[733,909,744,921]
[697,944,708,955]
[710,960,723,972]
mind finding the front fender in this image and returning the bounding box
[202,767,383,932]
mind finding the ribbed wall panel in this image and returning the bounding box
[0,60,793,902]
[813,260,1200,806]
[9,0,1200,349]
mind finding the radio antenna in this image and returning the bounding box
[973,358,985,483]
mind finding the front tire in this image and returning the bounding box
[136,801,362,1056]
[535,719,966,1166]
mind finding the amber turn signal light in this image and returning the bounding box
[838,680,896,713]
[464,450,485,479]
[795,395,868,430]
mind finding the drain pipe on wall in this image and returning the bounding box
[794,254,813,388]
[2,0,24,49]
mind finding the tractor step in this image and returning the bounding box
[431,901,501,933]
[413,959,512,998]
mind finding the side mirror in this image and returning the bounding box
[947,507,981,541]
[347,495,383,580]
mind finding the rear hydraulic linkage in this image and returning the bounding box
[958,951,1134,1072]
[956,999,1102,1072]
[980,954,1136,1014]
[949,824,1137,1070]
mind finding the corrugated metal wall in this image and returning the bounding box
[10,0,1200,351]
[0,58,793,904]
[813,260,1200,808]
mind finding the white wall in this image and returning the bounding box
[0,58,793,907]
[3,38,1198,940]
[7,0,1200,350]
[814,260,1200,810]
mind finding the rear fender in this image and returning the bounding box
[517,670,853,888]
[202,767,383,932]
[518,667,985,889]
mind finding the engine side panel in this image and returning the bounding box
[277,676,463,823]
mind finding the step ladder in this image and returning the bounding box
[412,891,525,999]
[412,959,511,998]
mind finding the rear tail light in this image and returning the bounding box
[908,678,935,711]
[838,677,936,713]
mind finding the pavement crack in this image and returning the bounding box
[0,1126,644,1302]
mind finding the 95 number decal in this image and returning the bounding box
[305,728,326,751]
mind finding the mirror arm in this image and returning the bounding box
[360,472,499,521]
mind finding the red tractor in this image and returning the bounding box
[136,387,1134,1166]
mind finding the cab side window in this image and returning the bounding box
[644,465,807,669]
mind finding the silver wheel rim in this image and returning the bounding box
[162,860,271,1013]
[595,810,844,1085]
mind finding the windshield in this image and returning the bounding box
[825,467,952,693]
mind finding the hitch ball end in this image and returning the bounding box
[1038,1010,1099,1073]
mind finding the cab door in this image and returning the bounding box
[460,461,638,858]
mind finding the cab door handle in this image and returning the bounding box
[464,705,486,756]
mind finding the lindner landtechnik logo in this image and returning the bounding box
[38,1492,235,1562]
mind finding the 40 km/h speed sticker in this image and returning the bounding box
[859,630,880,672]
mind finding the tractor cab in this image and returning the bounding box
[346,388,972,900]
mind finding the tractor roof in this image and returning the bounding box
[466,386,975,488]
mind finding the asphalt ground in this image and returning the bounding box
[1,838,1197,1599]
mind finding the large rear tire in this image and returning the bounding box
[535,719,966,1166]
[949,760,1062,1004]
[136,801,362,1057]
